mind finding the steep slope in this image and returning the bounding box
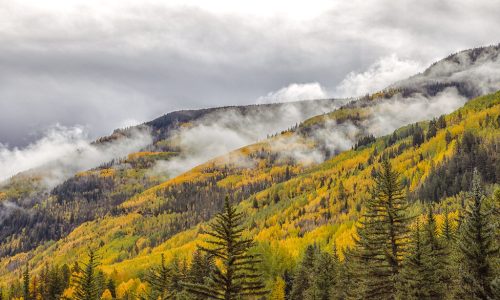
[393,43,500,98]
[1,90,498,290]
[0,99,344,258]
[1,45,500,288]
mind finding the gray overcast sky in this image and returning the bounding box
[1,0,500,147]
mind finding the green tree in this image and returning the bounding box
[145,253,174,300]
[22,263,30,300]
[456,170,498,299]
[426,119,437,140]
[352,159,411,299]
[47,265,65,300]
[437,115,447,129]
[420,207,451,299]
[73,248,100,300]
[185,250,214,300]
[184,196,267,300]
[396,221,426,300]
[307,250,337,300]
[442,207,455,243]
[290,245,316,300]
[445,130,453,145]
[412,124,425,147]
[106,279,116,299]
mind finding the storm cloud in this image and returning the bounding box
[1,0,499,148]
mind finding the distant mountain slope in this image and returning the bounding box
[392,44,500,98]
[0,97,344,258]
[1,90,497,288]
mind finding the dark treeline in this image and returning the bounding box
[417,130,500,202]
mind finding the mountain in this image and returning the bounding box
[393,43,500,98]
[0,45,499,297]
[0,98,344,258]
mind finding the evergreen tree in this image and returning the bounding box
[338,246,362,300]
[328,243,341,299]
[145,253,174,300]
[442,207,455,243]
[456,170,498,299]
[445,130,453,145]
[184,196,267,300]
[186,249,214,297]
[48,264,65,300]
[352,159,411,299]
[426,119,438,140]
[95,270,107,299]
[73,248,100,300]
[396,221,426,300]
[170,257,188,295]
[437,115,447,129]
[307,250,336,300]
[23,263,30,300]
[282,270,294,300]
[106,279,116,299]
[290,245,316,300]
[412,125,425,147]
[420,207,451,299]
[61,264,71,291]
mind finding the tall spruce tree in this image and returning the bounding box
[145,253,174,300]
[106,279,116,299]
[184,196,267,300]
[442,207,455,243]
[290,245,317,300]
[456,169,498,299]
[420,207,451,299]
[184,249,216,299]
[306,250,337,300]
[22,263,30,300]
[186,249,214,291]
[396,221,426,300]
[352,159,410,299]
[329,243,342,299]
[339,246,363,300]
[73,248,100,300]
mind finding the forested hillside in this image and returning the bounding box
[0,99,344,258]
[1,87,498,299]
[0,45,499,299]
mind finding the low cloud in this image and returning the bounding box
[335,54,424,97]
[256,83,328,104]
[0,125,152,186]
[270,87,467,165]
[0,201,21,224]
[365,87,467,136]
[149,100,344,177]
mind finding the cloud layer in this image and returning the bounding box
[1,0,499,147]
[149,100,344,177]
[0,125,151,185]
